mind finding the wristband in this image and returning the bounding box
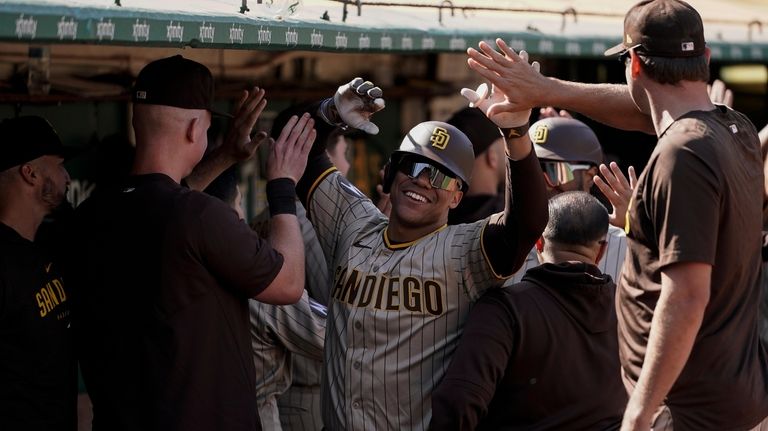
[499,123,530,140]
[266,178,297,217]
[318,98,347,129]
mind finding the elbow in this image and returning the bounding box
[277,270,305,304]
[256,266,305,305]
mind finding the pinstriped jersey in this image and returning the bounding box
[507,224,627,284]
[278,354,324,431]
[250,204,328,431]
[306,170,506,430]
[250,290,326,431]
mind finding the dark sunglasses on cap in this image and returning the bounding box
[618,44,642,65]
[540,160,593,188]
[397,157,462,191]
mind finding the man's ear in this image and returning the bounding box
[186,116,203,145]
[630,50,643,79]
[19,163,37,186]
[448,190,464,209]
[484,146,498,169]
[536,237,544,253]
[595,240,608,265]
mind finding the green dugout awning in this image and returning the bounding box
[1,0,767,61]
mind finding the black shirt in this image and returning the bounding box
[0,222,76,431]
[69,174,283,431]
[430,263,626,430]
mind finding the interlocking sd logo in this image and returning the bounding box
[532,125,549,145]
[430,127,451,150]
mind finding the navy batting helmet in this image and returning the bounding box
[529,117,603,166]
[383,121,474,193]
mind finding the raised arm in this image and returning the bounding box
[467,39,654,135]
[291,78,385,207]
[254,114,317,304]
[186,87,268,191]
[463,45,548,276]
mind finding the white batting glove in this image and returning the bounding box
[328,77,385,135]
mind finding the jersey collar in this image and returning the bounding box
[382,224,447,250]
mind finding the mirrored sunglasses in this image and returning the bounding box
[540,161,593,188]
[398,158,462,191]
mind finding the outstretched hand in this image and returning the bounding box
[266,113,317,182]
[222,87,269,162]
[466,39,548,119]
[593,162,637,229]
[707,79,733,108]
[331,78,385,135]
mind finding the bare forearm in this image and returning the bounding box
[185,149,236,191]
[270,214,305,286]
[253,214,305,304]
[624,276,709,427]
[545,79,655,134]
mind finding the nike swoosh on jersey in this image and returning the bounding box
[352,240,372,249]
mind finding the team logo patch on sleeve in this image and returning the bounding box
[338,176,366,199]
[430,127,451,150]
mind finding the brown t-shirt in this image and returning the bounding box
[618,106,768,430]
[70,174,283,431]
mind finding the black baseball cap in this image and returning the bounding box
[604,0,706,58]
[0,116,78,172]
[446,107,503,157]
[133,55,231,118]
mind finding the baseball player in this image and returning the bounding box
[204,169,327,431]
[270,62,548,429]
[508,116,635,283]
[466,2,768,427]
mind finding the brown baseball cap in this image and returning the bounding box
[133,55,232,118]
[604,0,706,58]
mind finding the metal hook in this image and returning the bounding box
[438,0,455,26]
[561,7,577,33]
[748,20,763,42]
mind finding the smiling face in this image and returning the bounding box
[388,160,463,239]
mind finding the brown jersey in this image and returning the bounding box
[618,105,768,429]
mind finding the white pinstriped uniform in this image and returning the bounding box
[250,291,326,430]
[277,354,324,431]
[305,171,506,430]
[507,224,627,284]
[249,204,328,431]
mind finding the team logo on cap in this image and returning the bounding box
[136,91,147,100]
[532,125,549,145]
[681,41,695,52]
[430,127,450,150]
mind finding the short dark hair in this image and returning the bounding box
[204,166,238,206]
[543,191,609,246]
[637,53,710,85]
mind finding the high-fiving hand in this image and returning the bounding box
[330,78,385,135]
